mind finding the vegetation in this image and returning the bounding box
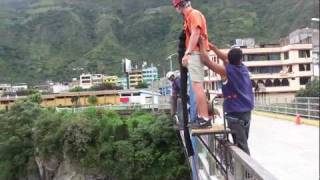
[69,86,84,92]
[0,0,318,84]
[88,95,98,105]
[296,78,320,97]
[0,100,190,179]
[136,81,149,89]
[90,83,122,91]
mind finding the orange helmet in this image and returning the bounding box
[172,0,189,8]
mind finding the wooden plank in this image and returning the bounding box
[191,125,230,136]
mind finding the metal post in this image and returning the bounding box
[234,160,245,180]
[295,98,298,115]
[308,98,310,119]
[152,78,154,112]
[170,56,173,72]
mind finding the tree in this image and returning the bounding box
[88,95,98,105]
[296,78,320,97]
[0,101,42,179]
[90,83,122,91]
[28,93,42,104]
[70,87,84,92]
[71,96,80,108]
[136,81,148,89]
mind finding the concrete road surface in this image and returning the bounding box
[249,114,319,180]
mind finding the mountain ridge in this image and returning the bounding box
[0,0,318,84]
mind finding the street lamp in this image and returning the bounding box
[311,18,320,22]
[167,53,177,72]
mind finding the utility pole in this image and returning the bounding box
[167,53,177,72]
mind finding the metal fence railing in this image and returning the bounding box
[255,97,319,119]
[194,134,278,180]
[55,103,171,112]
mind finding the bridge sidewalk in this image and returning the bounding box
[249,114,319,180]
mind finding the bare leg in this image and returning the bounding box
[192,81,209,118]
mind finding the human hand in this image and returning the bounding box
[182,54,190,67]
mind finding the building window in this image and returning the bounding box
[306,64,311,71]
[299,64,311,71]
[257,80,264,84]
[273,79,281,87]
[246,53,281,61]
[204,70,209,77]
[299,64,305,71]
[281,79,289,86]
[269,53,281,60]
[284,52,289,60]
[299,77,311,85]
[248,66,282,74]
[298,50,310,58]
[265,79,273,87]
[251,80,256,88]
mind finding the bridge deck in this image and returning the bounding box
[250,114,319,180]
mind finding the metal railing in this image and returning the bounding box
[55,103,171,112]
[194,134,278,180]
[174,114,277,180]
[255,97,319,119]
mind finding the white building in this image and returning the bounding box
[0,84,11,95]
[79,73,104,89]
[52,83,70,93]
[119,90,160,105]
[92,74,104,86]
[204,43,315,103]
[12,83,28,92]
[79,74,93,89]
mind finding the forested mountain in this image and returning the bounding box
[0,0,318,84]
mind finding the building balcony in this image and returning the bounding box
[244,58,312,67]
[249,71,312,80]
[263,86,302,93]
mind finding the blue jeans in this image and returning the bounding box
[225,111,251,155]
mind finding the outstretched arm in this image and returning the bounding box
[208,43,229,65]
[199,38,227,78]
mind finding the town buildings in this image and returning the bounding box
[204,28,319,103]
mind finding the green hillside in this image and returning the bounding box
[0,0,318,84]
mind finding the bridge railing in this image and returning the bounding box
[255,97,319,119]
[55,103,171,112]
[193,134,278,180]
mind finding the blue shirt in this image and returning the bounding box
[222,64,254,113]
[172,77,181,95]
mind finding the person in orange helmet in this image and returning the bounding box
[172,0,212,128]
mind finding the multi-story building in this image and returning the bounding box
[204,43,314,103]
[79,74,93,89]
[79,73,104,89]
[0,84,11,95]
[142,66,159,85]
[103,76,119,85]
[92,74,104,86]
[128,70,143,89]
[12,83,28,92]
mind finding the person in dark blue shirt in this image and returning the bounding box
[166,71,181,116]
[199,38,254,155]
